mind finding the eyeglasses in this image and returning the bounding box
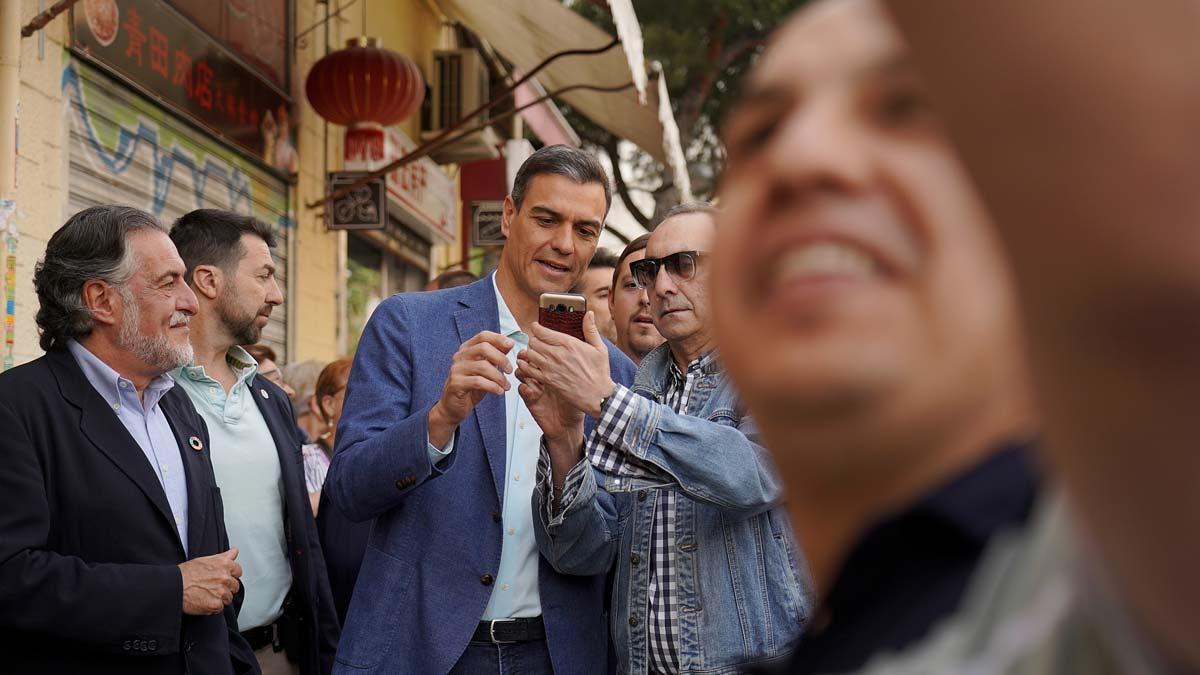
[629,251,710,289]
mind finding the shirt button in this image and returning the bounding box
[507,528,515,536]
[480,574,494,586]
[502,583,510,591]
[637,490,648,502]
[161,464,169,473]
[631,553,640,565]
[519,422,526,430]
[513,472,521,482]
[111,403,120,411]
[628,616,639,627]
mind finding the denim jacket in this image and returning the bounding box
[533,344,810,674]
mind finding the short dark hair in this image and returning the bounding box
[169,209,277,285]
[612,233,651,290]
[660,201,718,224]
[511,145,612,215]
[34,205,165,352]
[588,248,619,271]
[571,248,620,294]
[431,268,478,290]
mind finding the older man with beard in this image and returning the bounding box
[0,205,257,675]
[169,210,339,675]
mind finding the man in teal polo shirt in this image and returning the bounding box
[171,209,339,675]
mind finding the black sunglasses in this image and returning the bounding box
[629,251,710,289]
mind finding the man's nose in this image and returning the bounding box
[178,281,199,315]
[549,224,575,254]
[768,97,872,196]
[652,266,678,297]
[266,277,284,306]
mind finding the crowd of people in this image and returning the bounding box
[1,0,1198,673]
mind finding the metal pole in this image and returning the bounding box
[0,0,21,199]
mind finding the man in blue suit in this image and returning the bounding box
[326,145,637,675]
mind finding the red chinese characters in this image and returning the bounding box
[194,61,213,110]
[149,27,169,79]
[173,49,193,96]
[124,8,146,65]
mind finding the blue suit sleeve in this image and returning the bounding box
[325,296,457,522]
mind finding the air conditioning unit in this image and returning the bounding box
[423,48,501,163]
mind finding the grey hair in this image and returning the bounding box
[510,145,612,215]
[34,206,166,351]
[660,201,718,223]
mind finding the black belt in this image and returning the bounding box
[240,623,281,652]
[471,617,545,644]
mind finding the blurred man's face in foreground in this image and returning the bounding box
[714,0,1030,490]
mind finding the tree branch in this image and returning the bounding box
[718,35,767,71]
[603,137,652,228]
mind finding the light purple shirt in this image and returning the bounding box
[67,339,190,555]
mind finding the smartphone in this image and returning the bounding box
[538,292,588,341]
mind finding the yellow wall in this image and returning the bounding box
[290,0,452,363]
[290,0,344,363]
[4,0,69,366]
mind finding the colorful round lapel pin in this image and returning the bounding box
[189,436,204,452]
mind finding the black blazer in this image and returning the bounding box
[247,374,340,675]
[0,349,258,675]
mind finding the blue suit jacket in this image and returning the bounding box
[326,278,637,675]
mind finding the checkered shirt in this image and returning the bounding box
[549,352,714,675]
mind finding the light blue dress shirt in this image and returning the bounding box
[67,339,190,555]
[173,347,292,630]
[481,273,544,619]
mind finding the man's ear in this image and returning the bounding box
[501,195,516,239]
[191,265,223,301]
[81,279,121,328]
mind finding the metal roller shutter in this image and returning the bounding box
[64,59,291,359]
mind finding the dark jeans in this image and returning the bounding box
[448,638,555,675]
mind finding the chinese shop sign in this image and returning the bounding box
[72,0,296,174]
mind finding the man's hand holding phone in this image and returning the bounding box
[428,331,514,447]
[517,311,615,419]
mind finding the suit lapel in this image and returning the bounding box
[250,376,302,519]
[160,391,210,557]
[49,351,183,556]
[453,279,507,505]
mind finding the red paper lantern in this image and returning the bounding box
[305,37,425,162]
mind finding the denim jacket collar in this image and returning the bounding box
[634,343,723,400]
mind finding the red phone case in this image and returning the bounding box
[539,306,586,341]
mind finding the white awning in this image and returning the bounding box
[434,0,689,195]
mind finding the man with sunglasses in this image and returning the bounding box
[517,203,807,674]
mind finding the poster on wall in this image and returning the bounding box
[72,0,295,175]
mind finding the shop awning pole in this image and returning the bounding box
[20,0,80,38]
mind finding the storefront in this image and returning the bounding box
[65,0,295,357]
[342,125,456,349]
